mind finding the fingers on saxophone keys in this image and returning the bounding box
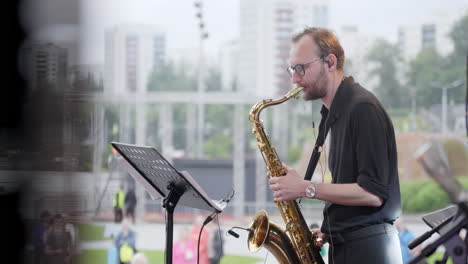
[269,183,280,192]
[268,177,278,185]
[273,191,281,201]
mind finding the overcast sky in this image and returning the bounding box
[77,0,468,65]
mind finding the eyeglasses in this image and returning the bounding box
[286,57,323,77]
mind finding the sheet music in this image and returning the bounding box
[180,171,224,212]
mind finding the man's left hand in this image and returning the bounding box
[268,164,309,202]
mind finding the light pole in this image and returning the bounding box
[194,1,209,158]
[441,79,463,133]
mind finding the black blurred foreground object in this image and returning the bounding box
[2,1,27,263]
[407,139,468,264]
[0,191,25,264]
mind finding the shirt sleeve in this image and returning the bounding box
[350,102,391,200]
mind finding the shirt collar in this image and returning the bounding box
[325,76,354,127]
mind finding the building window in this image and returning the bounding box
[126,35,138,92]
[422,24,436,48]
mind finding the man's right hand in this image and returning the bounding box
[312,229,327,248]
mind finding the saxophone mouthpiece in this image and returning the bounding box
[285,86,304,99]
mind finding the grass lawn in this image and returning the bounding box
[78,223,111,241]
[77,249,262,264]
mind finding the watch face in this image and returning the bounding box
[306,184,315,198]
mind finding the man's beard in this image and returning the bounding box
[303,68,328,101]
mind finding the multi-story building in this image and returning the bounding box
[397,8,468,61]
[69,64,104,88]
[238,0,329,97]
[219,40,239,92]
[20,43,68,91]
[104,25,166,94]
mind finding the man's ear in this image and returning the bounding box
[324,55,337,69]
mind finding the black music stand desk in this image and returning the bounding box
[407,203,468,264]
[111,142,225,264]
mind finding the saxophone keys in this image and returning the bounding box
[286,222,297,232]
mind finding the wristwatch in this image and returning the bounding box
[305,182,316,198]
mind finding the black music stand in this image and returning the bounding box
[111,142,225,264]
[408,139,468,264]
[407,203,468,264]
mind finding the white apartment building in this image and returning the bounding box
[104,25,166,94]
[238,0,330,97]
[219,40,239,92]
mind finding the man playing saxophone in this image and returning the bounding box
[269,27,403,264]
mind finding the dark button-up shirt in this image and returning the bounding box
[318,76,401,234]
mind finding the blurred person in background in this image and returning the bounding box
[125,184,137,224]
[173,226,196,264]
[395,218,427,264]
[44,214,72,264]
[115,218,137,264]
[63,214,78,262]
[114,184,125,223]
[131,252,149,264]
[190,216,209,264]
[32,210,50,264]
[395,218,415,263]
[207,221,224,264]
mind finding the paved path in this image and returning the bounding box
[80,214,440,264]
[81,222,273,261]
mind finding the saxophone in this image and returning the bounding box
[247,87,324,264]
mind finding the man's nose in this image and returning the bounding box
[292,71,302,84]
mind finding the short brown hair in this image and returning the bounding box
[292,27,345,70]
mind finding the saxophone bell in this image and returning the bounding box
[248,210,301,263]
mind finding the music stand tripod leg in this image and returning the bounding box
[163,182,184,264]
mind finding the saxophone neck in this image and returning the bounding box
[249,87,303,121]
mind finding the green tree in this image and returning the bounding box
[204,104,234,158]
[367,39,408,108]
[172,104,188,150]
[204,67,222,92]
[202,67,234,158]
[205,105,233,135]
[204,133,233,159]
[147,62,196,91]
[406,47,446,107]
[444,12,468,103]
[405,12,468,107]
[449,12,468,62]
